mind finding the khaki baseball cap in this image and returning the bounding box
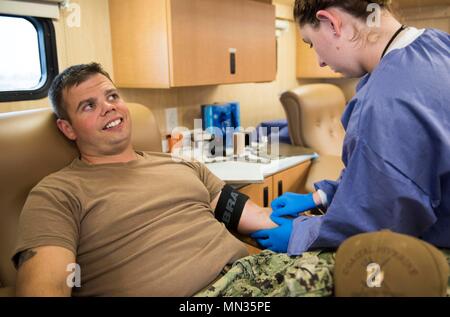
[334,230,449,297]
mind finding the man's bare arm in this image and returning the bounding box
[15,246,76,297]
[211,191,277,235]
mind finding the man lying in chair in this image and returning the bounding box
[12,63,280,297]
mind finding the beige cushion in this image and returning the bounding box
[280,84,346,156]
[0,103,161,288]
[280,84,346,192]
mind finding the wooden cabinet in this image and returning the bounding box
[296,28,342,79]
[239,177,273,208]
[272,160,310,196]
[109,0,276,88]
[239,160,311,207]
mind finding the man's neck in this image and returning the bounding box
[80,147,138,165]
[360,16,403,74]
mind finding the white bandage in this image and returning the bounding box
[317,189,328,207]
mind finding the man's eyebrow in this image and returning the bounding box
[77,97,96,112]
[76,89,118,112]
[105,88,118,95]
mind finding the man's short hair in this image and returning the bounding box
[294,0,392,27]
[48,62,113,121]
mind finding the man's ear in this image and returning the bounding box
[316,9,342,36]
[56,119,77,141]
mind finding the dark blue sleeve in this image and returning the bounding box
[314,169,345,206]
[287,138,437,255]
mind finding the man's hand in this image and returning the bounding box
[15,246,75,297]
[250,216,293,253]
[271,192,317,217]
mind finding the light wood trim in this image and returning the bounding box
[267,0,450,8]
[272,0,294,5]
[109,0,170,88]
[296,28,342,79]
[239,176,273,208]
[399,5,450,20]
[397,0,450,7]
[272,160,311,196]
[275,3,294,21]
[168,0,276,86]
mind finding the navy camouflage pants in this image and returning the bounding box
[195,250,335,297]
[196,249,450,297]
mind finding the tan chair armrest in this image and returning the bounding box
[0,287,15,297]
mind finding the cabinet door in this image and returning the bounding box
[239,176,273,208]
[272,161,311,198]
[109,0,171,88]
[296,29,342,79]
[168,0,276,86]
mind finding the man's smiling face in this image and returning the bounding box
[57,73,132,157]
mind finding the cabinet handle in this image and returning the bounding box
[278,180,283,197]
[263,186,269,207]
[229,49,236,75]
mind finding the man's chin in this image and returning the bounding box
[102,137,133,154]
[110,140,132,151]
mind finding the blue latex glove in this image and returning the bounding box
[250,215,293,253]
[271,192,316,217]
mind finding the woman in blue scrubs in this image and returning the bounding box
[252,0,450,254]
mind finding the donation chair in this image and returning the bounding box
[0,103,162,297]
[280,84,346,192]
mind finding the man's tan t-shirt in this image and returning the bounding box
[13,152,248,296]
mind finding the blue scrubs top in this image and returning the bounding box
[288,29,450,255]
